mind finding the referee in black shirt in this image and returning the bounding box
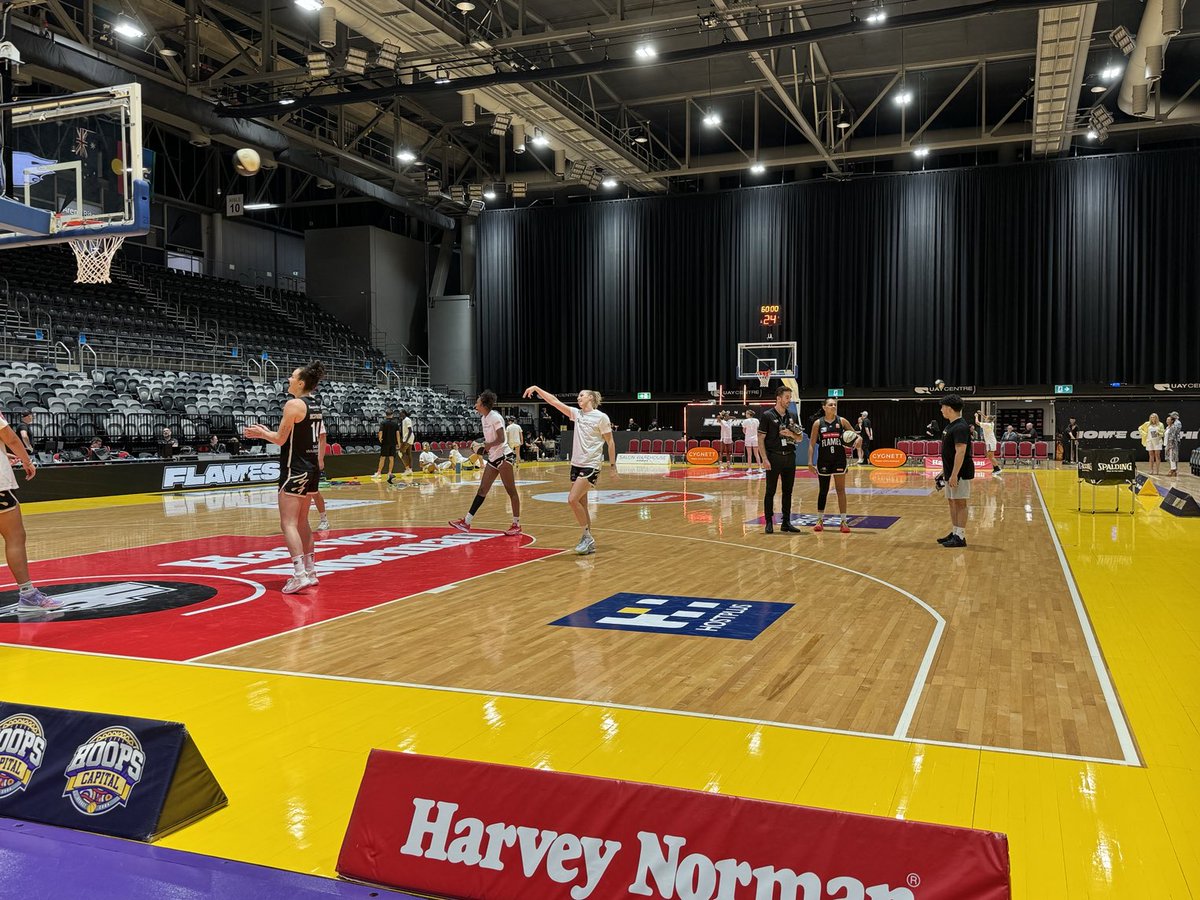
[759,385,803,534]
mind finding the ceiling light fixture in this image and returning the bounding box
[635,43,657,60]
[278,96,296,106]
[434,67,451,84]
[490,113,512,136]
[396,149,416,163]
[114,20,145,38]
[1100,64,1123,81]
[750,162,766,174]
[602,177,618,189]
[294,0,322,10]
[531,127,550,147]
[483,187,497,200]
[244,203,277,210]
[1108,26,1135,56]
[456,1,476,11]
[375,40,399,69]
[913,146,930,158]
[344,47,369,75]
[893,90,913,106]
[702,110,721,127]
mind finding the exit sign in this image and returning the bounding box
[636,391,651,400]
[1054,384,1074,395]
[827,388,844,398]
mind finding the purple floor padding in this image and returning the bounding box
[0,819,425,899]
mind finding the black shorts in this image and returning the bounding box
[570,465,601,485]
[484,452,516,471]
[817,455,848,476]
[279,463,319,496]
[0,490,19,513]
[380,446,398,458]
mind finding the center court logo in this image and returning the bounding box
[63,726,145,815]
[552,592,792,640]
[0,714,47,798]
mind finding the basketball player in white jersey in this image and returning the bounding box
[742,409,765,472]
[0,414,60,611]
[717,411,734,469]
[505,416,524,468]
[975,410,1001,474]
[244,361,326,594]
[450,390,521,535]
[523,384,615,554]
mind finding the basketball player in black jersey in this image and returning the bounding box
[245,361,326,594]
[807,398,857,533]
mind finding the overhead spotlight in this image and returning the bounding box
[188,131,211,147]
[434,67,451,84]
[601,177,618,189]
[278,96,296,106]
[634,43,657,60]
[1087,129,1099,140]
[866,4,887,24]
[1108,25,1135,56]
[893,90,913,106]
[586,168,603,190]
[633,131,649,144]
[450,185,466,203]
[490,113,512,136]
[750,162,766,174]
[531,127,550,147]
[317,177,335,190]
[294,0,322,10]
[467,183,484,200]
[425,179,442,197]
[569,159,587,181]
[344,47,369,75]
[837,115,851,130]
[1090,85,1107,94]
[375,40,399,69]
[510,182,527,199]
[1089,104,1115,129]
[702,110,721,127]
[913,146,930,158]
[114,20,145,38]
[456,1,476,11]
[396,148,416,163]
[1100,64,1123,81]
[307,51,331,78]
[467,199,486,217]
[483,186,497,200]
[700,14,721,28]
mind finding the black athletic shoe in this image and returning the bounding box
[387,475,395,484]
[942,535,967,548]
[936,533,955,544]
[764,520,774,534]
[781,522,802,533]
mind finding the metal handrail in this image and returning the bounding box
[52,341,73,368]
[80,342,99,373]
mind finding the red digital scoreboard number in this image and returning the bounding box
[759,304,780,328]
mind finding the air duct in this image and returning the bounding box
[1163,0,1183,35]
[461,92,475,126]
[512,121,525,153]
[554,148,565,178]
[1118,0,1198,119]
[318,6,337,49]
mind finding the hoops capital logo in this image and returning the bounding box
[553,592,792,640]
[0,714,47,799]
[63,726,145,815]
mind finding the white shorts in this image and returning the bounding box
[945,478,972,500]
[745,438,759,448]
[985,439,997,452]
[1147,442,1163,452]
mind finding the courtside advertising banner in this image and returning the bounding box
[338,752,1011,900]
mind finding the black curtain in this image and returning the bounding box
[476,149,1200,395]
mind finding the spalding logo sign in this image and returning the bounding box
[870,448,908,468]
[686,447,721,466]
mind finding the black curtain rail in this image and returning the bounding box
[216,0,1101,117]
[474,149,1200,396]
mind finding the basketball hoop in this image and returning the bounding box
[757,369,771,389]
[67,233,125,284]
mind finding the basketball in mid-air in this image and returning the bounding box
[234,148,261,176]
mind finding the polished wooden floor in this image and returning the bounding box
[3,460,1199,898]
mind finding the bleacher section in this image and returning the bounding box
[0,362,478,458]
[0,245,427,384]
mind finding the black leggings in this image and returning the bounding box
[817,473,847,511]
[764,451,796,520]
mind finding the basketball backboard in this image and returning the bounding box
[0,83,149,249]
[737,341,797,382]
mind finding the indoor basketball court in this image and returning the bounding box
[1,1,1199,898]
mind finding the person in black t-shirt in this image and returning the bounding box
[15,411,35,455]
[937,395,974,549]
[375,410,401,482]
[758,385,803,534]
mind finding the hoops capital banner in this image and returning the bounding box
[338,752,1011,900]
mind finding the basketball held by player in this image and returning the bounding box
[243,361,326,594]
[523,385,615,555]
[449,390,522,536]
[808,398,857,533]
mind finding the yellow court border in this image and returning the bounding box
[1,467,1197,898]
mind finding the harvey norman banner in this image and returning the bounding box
[337,752,1011,900]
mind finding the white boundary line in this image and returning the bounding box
[1031,475,1141,766]
[0,641,1131,767]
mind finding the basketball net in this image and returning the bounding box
[757,369,771,389]
[68,235,125,284]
